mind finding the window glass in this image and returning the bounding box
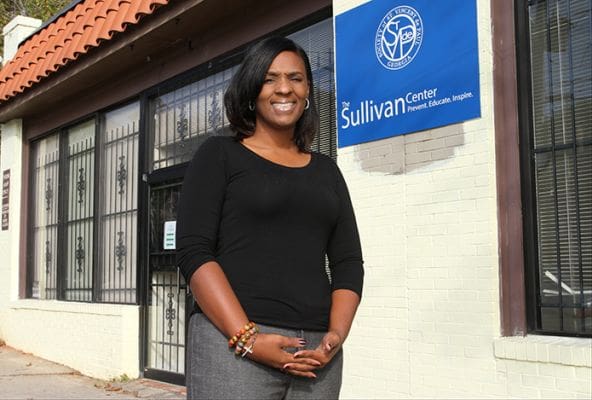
[99,102,140,303]
[64,120,95,301]
[528,0,591,334]
[29,134,60,299]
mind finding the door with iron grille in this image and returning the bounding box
[144,176,188,384]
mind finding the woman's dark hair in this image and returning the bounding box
[224,37,319,152]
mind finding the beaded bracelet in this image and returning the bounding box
[228,322,255,348]
[228,322,258,349]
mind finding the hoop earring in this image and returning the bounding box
[248,101,255,112]
[304,98,310,110]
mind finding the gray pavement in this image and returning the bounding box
[0,344,186,399]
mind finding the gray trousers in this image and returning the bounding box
[187,313,343,400]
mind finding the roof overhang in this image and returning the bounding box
[0,0,203,123]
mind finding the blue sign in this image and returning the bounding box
[335,0,481,147]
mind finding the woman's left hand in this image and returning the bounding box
[288,331,342,370]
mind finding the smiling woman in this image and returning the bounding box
[176,37,364,400]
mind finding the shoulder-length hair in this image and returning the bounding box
[224,36,319,152]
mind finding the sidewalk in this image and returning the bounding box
[0,344,186,399]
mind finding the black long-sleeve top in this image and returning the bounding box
[176,136,363,331]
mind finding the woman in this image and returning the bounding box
[176,36,364,399]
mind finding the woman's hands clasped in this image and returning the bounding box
[265,331,342,378]
[247,333,321,378]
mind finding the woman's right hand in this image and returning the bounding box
[247,333,321,378]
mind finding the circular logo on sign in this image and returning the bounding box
[375,5,423,70]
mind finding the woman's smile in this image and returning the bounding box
[271,101,297,112]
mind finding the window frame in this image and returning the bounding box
[514,0,591,338]
[492,0,529,337]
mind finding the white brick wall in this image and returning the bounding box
[3,300,141,380]
[335,0,591,399]
[0,119,24,339]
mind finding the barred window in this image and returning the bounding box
[29,134,60,299]
[27,102,140,304]
[151,67,237,171]
[98,103,140,303]
[64,121,95,301]
[523,0,591,335]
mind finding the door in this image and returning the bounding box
[143,175,189,385]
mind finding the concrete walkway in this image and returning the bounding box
[0,344,186,399]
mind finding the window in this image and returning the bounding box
[28,102,140,303]
[98,103,140,303]
[29,134,60,299]
[151,67,237,171]
[64,120,95,301]
[521,0,591,335]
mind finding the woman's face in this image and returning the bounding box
[255,51,310,135]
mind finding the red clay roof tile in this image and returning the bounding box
[0,0,169,103]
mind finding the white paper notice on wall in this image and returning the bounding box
[163,221,176,250]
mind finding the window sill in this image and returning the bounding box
[494,335,592,367]
[10,299,139,316]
